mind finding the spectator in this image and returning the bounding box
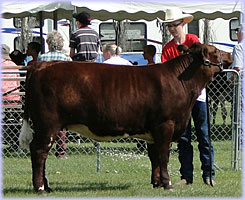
[26,42,41,66]
[161,7,215,186]
[38,30,72,159]
[38,30,72,62]
[227,26,243,127]
[70,11,100,61]
[2,44,20,105]
[143,45,156,64]
[228,27,243,81]
[103,43,132,65]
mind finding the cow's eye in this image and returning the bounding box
[213,55,218,59]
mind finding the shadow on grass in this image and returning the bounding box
[3,181,132,195]
[53,181,132,192]
[3,188,33,195]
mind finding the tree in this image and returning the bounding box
[113,20,129,52]
[18,17,37,53]
[202,19,214,44]
[157,19,171,48]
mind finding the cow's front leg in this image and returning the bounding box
[152,120,174,190]
[147,143,162,188]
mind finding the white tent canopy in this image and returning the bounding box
[2,1,243,21]
[2,2,74,20]
[73,1,242,21]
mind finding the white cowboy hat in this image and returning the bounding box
[162,7,193,24]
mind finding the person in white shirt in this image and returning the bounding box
[228,27,243,81]
[227,26,243,130]
[103,43,132,65]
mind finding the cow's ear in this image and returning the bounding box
[177,45,189,54]
[201,46,209,59]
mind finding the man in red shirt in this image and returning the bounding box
[161,9,199,62]
[161,7,215,186]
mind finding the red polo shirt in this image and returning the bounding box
[161,34,199,62]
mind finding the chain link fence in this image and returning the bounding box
[2,67,242,173]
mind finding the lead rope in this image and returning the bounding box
[2,86,21,96]
[205,86,214,187]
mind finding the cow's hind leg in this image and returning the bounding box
[30,129,57,193]
[150,120,174,190]
[212,98,219,124]
[220,96,227,125]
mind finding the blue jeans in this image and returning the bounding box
[178,101,215,183]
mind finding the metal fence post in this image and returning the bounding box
[223,69,242,170]
[96,142,101,172]
[232,70,241,170]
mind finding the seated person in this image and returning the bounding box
[143,45,156,64]
[26,42,41,66]
[103,43,132,65]
[2,44,20,105]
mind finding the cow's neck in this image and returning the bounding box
[175,54,212,99]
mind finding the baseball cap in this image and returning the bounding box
[72,11,91,25]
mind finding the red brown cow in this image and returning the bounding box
[19,42,233,193]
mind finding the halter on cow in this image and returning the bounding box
[19,42,233,193]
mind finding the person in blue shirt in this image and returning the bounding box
[38,30,71,62]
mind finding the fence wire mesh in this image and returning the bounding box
[1,69,242,174]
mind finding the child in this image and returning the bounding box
[26,42,41,66]
[143,45,156,64]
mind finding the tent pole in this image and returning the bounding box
[53,10,58,30]
[72,6,77,32]
[39,11,44,53]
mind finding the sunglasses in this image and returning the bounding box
[166,21,183,28]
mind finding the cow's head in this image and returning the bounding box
[177,42,233,72]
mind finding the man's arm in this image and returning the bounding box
[70,47,75,58]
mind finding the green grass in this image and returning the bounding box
[2,141,242,198]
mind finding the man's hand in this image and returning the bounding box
[229,67,241,82]
[233,67,241,72]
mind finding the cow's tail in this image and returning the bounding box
[19,120,33,151]
[18,66,35,151]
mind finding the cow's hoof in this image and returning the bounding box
[152,182,163,188]
[153,184,161,188]
[36,189,46,194]
[35,187,52,194]
[164,185,174,190]
[45,187,52,193]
